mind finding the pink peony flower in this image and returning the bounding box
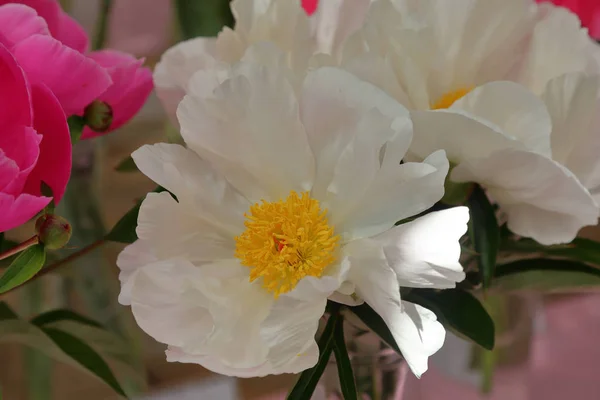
[81,50,153,139]
[538,0,600,39]
[0,42,71,232]
[0,1,153,138]
[301,0,318,15]
[0,3,112,116]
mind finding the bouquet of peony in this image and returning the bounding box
[2,0,600,398]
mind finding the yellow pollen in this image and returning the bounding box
[431,87,474,109]
[234,191,340,298]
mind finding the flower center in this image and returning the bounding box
[234,191,340,297]
[431,87,473,109]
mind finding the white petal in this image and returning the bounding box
[166,348,273,378]
[543,73,600,191]
[392,0,534,95]
[311,0,371,55]
[347,252,445,377]
[132,143,249,237]
[340,2,432,109]
[165,289,326,378]
[285,260,349,302]
[116,240,158,305]
[342,54,413,108]
[193,262,274,369]
[153,37,219,121]
[230,0,271,35]
[335,150,449,242]
[409,109,518,163]
[519,4,593,94]
[258,296,325,373]
[128,259,214,349]
[373,208,468,288]
[453,148,599,245]
[160,271,328,378]
[178,61,315,203]
[129,258,275,369]
[450,81,552,157]
[136,192,236,264]
[299,67,413,226]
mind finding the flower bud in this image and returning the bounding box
[83,100,113,132]
[35,215,72,250]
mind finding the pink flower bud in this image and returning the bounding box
[35,214,72,250]
[84,100,114,133]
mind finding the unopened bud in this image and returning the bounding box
[35,215,72,250]
[83,100,113,132]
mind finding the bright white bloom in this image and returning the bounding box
[336,0,599,244]
[119,57,469,378]
[153,0,370,120]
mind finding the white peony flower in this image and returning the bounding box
[336,0,599,244]
[119,58,469,378]
[153,0,370,120]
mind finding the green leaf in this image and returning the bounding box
[0,316,137,397]
[332,317,358,400]
[405,289,495,350]
[0,302,18,320]
[468,185,500,289]
[0,244,46,294]
[493,258,600,293]
[347,303,401,354]
[41,327,126,397]
[105,187,167,244]
[68,115,86,145]
[174,0,233,39]
[287,309,339,400]
[502,237,600,266]
[31,310,104,329]
[114,156,138,173]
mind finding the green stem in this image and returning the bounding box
[0,236,39,261]
[22,280,52,400]
[0,240,106,297]
[59,0,73,12]
[93,0,113,50]
[58,140,146,395]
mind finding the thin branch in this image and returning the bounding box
[1,239,106,297]
[0,236,39,261]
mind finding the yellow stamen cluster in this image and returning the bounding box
[234,191,339,297]
[431,87,474,110]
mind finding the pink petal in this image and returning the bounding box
[0,43,32,126]
[0,192,50,233]
[54,10,89,53]
[0,0,89,51]
[82,50,153,138]
[87,50,141,100]
[0,4,49,48]
[0,125,40,195]
[0,0,59,33]
[11,34,112,115]
[0,150,19,193]
[302,0,318,15]
[22,84,71,202]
